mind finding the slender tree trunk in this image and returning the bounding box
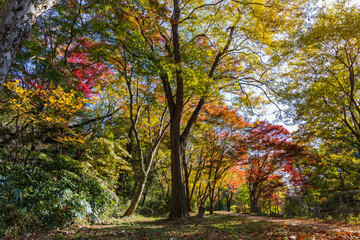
[141,185,148,206]
[209,188,215,214]
[183,148,192,212]
[116,172,127,194]
[196,183,209,218]
[0,0,59,87]
[124,173,147,216]
[123,133,165,216]
[197,205,205,218]
[226,192,233,211]
[155,170,166,199]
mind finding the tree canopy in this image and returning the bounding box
[1,0,360,237]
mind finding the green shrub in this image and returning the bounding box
[0,153,120,236]
[230,205,240,213]
[139,196,171,216]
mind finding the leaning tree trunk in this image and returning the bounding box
[123,118,166,217]
[123,173,147,217]
[0,0,59,88]
[123,149,160,216]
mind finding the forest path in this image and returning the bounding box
[11,211,360,240]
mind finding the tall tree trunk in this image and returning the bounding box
[168,0,187,219]
[0,0,59,87]
[163,0,235,220]
[176,27,236,216]
[209,198,214,214]
[168,116,188,218]
[250,196,259,213]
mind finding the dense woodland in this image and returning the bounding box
[1,0,360,237]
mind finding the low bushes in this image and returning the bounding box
[0,153,121,236]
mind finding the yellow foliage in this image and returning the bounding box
[4,81,89,144]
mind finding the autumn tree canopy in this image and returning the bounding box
[1,0,360,236]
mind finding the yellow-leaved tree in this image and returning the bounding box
[4,80,89,144]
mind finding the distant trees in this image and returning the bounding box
[193,103,248,215]
[180,106,307,215]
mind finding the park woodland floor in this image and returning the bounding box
[4,211,360,240]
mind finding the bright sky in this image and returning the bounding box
[319,0,360,7]
[258,106,298,133]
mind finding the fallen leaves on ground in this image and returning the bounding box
[7,211,360,240]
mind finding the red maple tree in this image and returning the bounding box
[244,121,304,212]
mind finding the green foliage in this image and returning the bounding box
[3,0,360,236]
[230,205,240,213]
[83,137,130,180]
[139,196,171,216]
[0,153,121,236]
[278,1,360,148]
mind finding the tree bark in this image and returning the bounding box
[165,1,235,220]
[209,187,218,214]
[141,184,148,206]
[197,205,205,218]
[178,26,236,214]
[0,0,59,87]
[169,116,188,219]
[209,195,215,214]
[123,146,161,216]
[167,0,187,219]
[250,196,260,213]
